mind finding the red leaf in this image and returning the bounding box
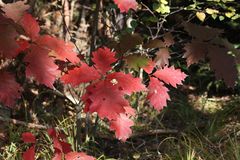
[24,45,60,88]
[47,128,57,139]
[92,47,117,74]
[52,152,62,160]
[143,60,156,74]
[147,77,170,111]
[0,21,20,58]
[1,1,29,22]
[23,146,35,160]
[60,141,72,154]
[113,0,138,13]
[82,81,128,120]
[124,106,136,117]
[20,13,40,40]
[36,35,79,64]
[61,63,101,86]
[22,132,36,143]
[58,133,67,140]
[65,152,96,160]
[106,72,146,95]
[153,66,187,88]
[53,137,63,153]
[0,71,21,107]
[16,39,30,54]
[110,113,134,142]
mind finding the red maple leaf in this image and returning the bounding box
[60,141,72,154]
[143,60,156,74]
[61,63,101,86]
[65,152,96,160]
[113,0,138,13]
[22,132,36,144]
[110,113,134,141]
[106,72,146,95]
[82,81,128,120]
[124,106,136,116]
[153,66,187,88]
[19,13,40,40]
[16,39,30,54]
[36,35,80,64]
[47,128,57,138]
[53,137,64,153]
[52,153,62,160]
[47,128,74,159]
[0,71,21,107]
[24,45,61,88]
[22,146,35,160]
[92,47,117,74]
[147,77,170,111]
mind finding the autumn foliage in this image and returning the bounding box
[0,0,239,159]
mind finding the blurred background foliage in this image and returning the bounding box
[0,0,240,159]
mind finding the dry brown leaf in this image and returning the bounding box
[143,39,165,49]
[163,33,175,47]
[208,45,238,87]
[183,41,207,66]
[183,22,223,41]
[107,33,143,54]
[1,1,29,22]
[119,33,143,53]
[155,48,170,68]
[0,22,19,58]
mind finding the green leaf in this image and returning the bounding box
[153,2,170,14]
[160,0,168,5]
[231,14,240,20]
[219,15,225,21]
[211,13,218,19]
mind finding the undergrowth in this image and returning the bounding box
[1,91,239,160]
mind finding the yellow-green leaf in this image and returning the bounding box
[225,12,235,18]
[196,12,206,22]
[205,8,219,15]
[125,55,150,70]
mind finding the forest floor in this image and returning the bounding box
[0,87,240,160]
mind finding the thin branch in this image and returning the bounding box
[63,0,70,41]
[131,129,178,138]
[90,0,101,57]
[0,116,49,129]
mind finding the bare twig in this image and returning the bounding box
[0,116,48,129]
[131,129,178,138]
[90,0,101,56]
[62,0,70,41]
